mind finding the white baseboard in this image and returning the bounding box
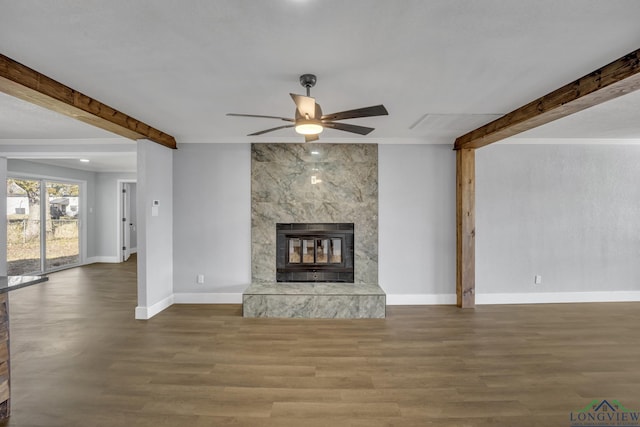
[375,291,640,306]
[173,292,243,304]
[85,256,120,264]
[130,248,137,254]
[132,291,640,317]
[135,294,175,320]
[386,294,456,305]
[476,291,640,305]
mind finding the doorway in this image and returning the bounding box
[119,181,137,262]
[7,177,82,275]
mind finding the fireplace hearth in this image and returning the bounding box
[276,223,354,283]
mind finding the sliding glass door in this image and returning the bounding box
[45,181,80,271]
[7,178,81,275]
[6,178,42,275]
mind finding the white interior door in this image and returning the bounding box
[122,183,131,262]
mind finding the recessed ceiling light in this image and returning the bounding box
[80,159,90,163]
[311,151,320,155]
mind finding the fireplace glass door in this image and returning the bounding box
[330,238,342,263]
[316,239,328,263]
[288,239,301,263]
[277,223,354,283]
[288,237,342,265]
[302,239,315,263]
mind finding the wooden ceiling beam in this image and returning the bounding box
[454,48,640,150]
[0,54,176,149]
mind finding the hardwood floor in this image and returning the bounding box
[2,258,640,426]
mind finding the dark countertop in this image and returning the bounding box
[0,275,49,294]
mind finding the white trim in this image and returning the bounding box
[476,291,640,305]
[135,294,174,320]
[80,181,87,265]
[128,291,640,316]
[386,294,457,305]
[85,256,120,264]
[134,306,148,319]
[330,291,640,306]
[173,292,243,304]
[130,247,137,254]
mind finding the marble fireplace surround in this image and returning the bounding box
[245,143,385,318]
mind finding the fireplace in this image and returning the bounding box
[276,223,354,283]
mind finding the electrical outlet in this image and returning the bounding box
[534,275,542,285]
[197,274,205,284]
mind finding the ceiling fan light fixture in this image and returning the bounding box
[295,121,323,135]
[227,73,387,140]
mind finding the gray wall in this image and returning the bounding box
[172,143,251,294]
[170,143,455,298]
[378,144,456,298]
[476,144,640,294]
[168,141,640,302]
[136,140,174,316]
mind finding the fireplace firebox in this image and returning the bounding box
[276,223,354,283]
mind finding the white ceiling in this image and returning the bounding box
[1,0,640,172]
[0,91,117,140]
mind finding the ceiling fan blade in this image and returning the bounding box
[248,124,295,136]
[290,93,316,119]
[227,113,294,122]
[321,105,388,121]
[305,134,320,143]
[322,122,375,135]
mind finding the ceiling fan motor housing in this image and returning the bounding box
[299,74,317,89]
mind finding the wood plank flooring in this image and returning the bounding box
[1,257,639,426]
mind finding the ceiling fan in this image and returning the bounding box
[227,74,388,142]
